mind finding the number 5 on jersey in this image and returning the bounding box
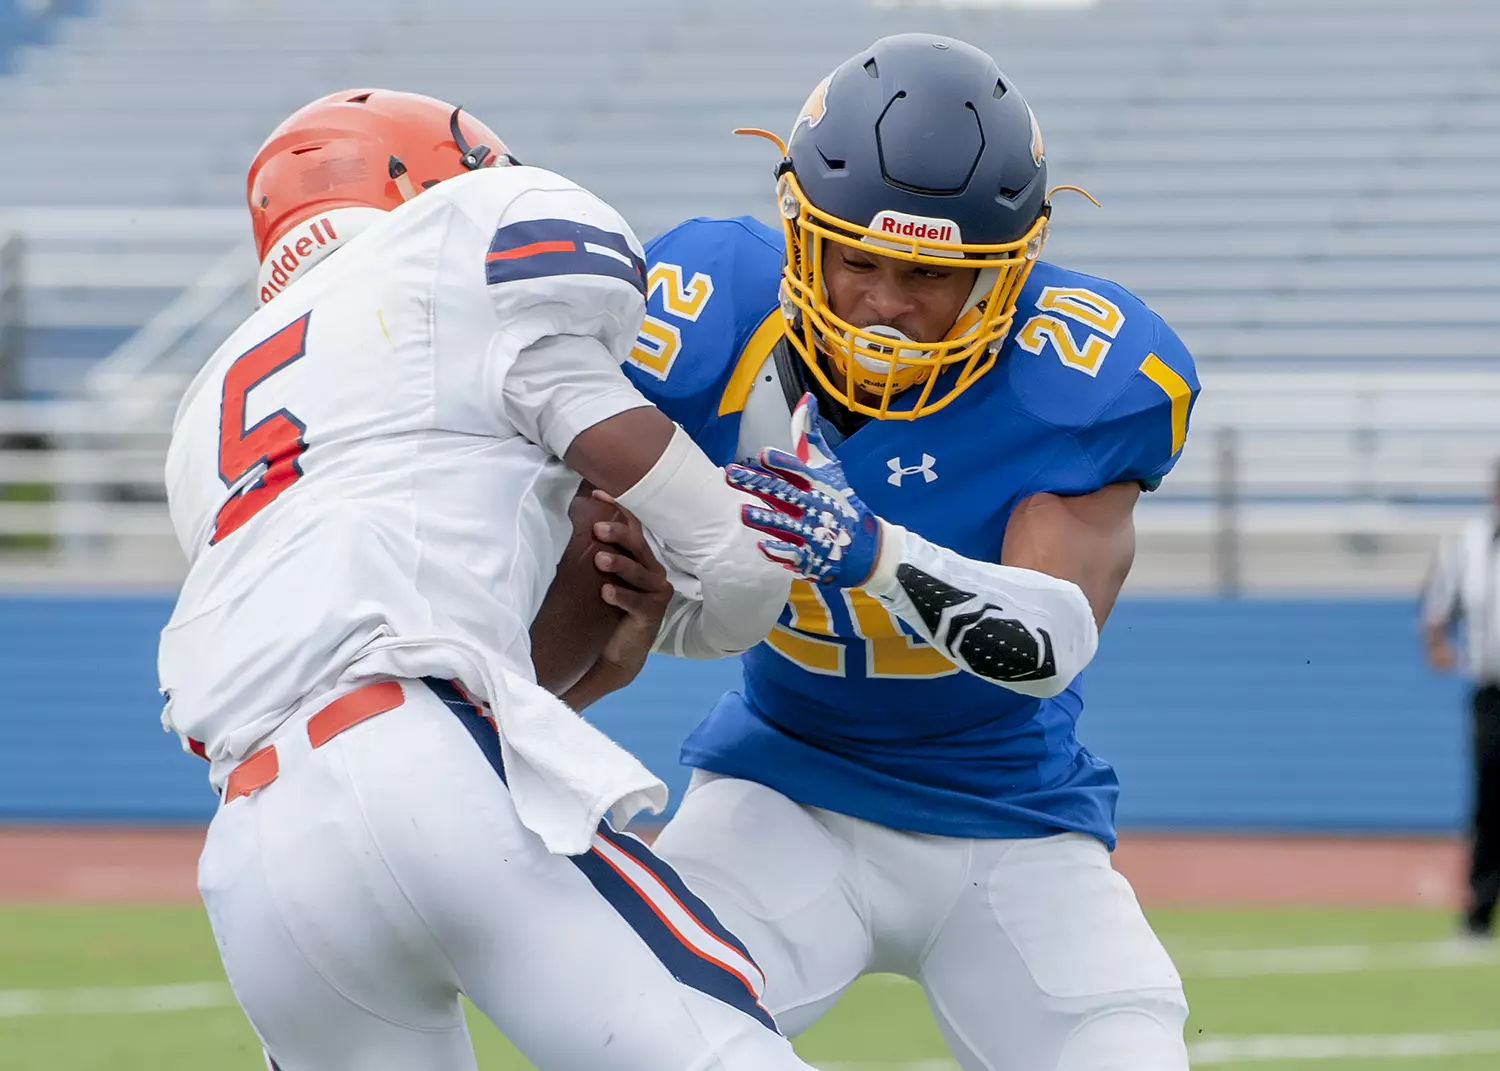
[212,313,311,544]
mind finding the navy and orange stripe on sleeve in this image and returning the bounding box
[486,219,647,296]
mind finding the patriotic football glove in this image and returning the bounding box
[726,393,882,587]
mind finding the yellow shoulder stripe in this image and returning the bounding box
[1138,353,1192,455]
[718,311,784,417]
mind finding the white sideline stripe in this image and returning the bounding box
[0,981,234,1018]
[1175,938,1500,978]
[867,939,1500,984]
[818,1063,959,1071]
[820,1033,1500,1068]
[3,984,1498,1068]
[1191,1030,1500,1064]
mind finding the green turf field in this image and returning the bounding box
[1,905,1497,1070]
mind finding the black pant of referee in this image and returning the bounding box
[1467,684,1500,936]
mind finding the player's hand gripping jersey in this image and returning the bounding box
[161,165,675,849]
[625,216,1199,847]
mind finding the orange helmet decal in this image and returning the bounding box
[1028,105,1045,167]
[792,76,831,138]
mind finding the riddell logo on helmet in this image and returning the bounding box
[259,217,340,305]
[867,211,963,249]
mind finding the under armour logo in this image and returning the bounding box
[887,454,938,486]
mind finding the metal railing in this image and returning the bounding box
[0,209,252,571]
[1,388,1495,590]
[81,243,255,411]
[0,206,1494,591]
[0,235,23,402]
[0,399,176,542]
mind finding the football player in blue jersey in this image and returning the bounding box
[626,34,1199,1071]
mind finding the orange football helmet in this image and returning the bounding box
[247,89,513,304]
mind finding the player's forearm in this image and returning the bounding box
[541,341,787,657]
[597,424,789,657]
[862,522,1099,698]
[648,588,740,660]
[563,407,677,497]
[558,661,628,712]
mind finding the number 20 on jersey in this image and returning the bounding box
[769,579,959,680]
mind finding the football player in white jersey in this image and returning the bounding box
[158,89,808,1071]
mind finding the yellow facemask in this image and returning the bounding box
[770,161,1050,421]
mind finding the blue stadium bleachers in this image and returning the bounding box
[0,0,85,73]
[0,596,1467,833]
[5,0,1500,393]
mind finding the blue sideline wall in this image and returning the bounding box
[0,596,1468,831]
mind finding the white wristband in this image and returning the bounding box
[617,426,790,656]
[863,520,907,596]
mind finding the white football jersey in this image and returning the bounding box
[160,166,652,770]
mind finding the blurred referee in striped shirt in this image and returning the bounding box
[1422,464,1500,940]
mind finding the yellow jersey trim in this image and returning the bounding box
[1138,352,1192,455]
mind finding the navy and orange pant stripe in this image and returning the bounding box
[423,677,777,1032]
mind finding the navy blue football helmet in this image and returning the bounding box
[757,34,1052,419]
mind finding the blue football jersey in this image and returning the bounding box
[624,216,1200,848]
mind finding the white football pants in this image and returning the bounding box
[653,772,1189,1071]
[197,679,811,1071]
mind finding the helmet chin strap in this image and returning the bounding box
[449,106,494,170]
[388,155,419,202]
[385,106,520,206]
[450,105,522,169]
